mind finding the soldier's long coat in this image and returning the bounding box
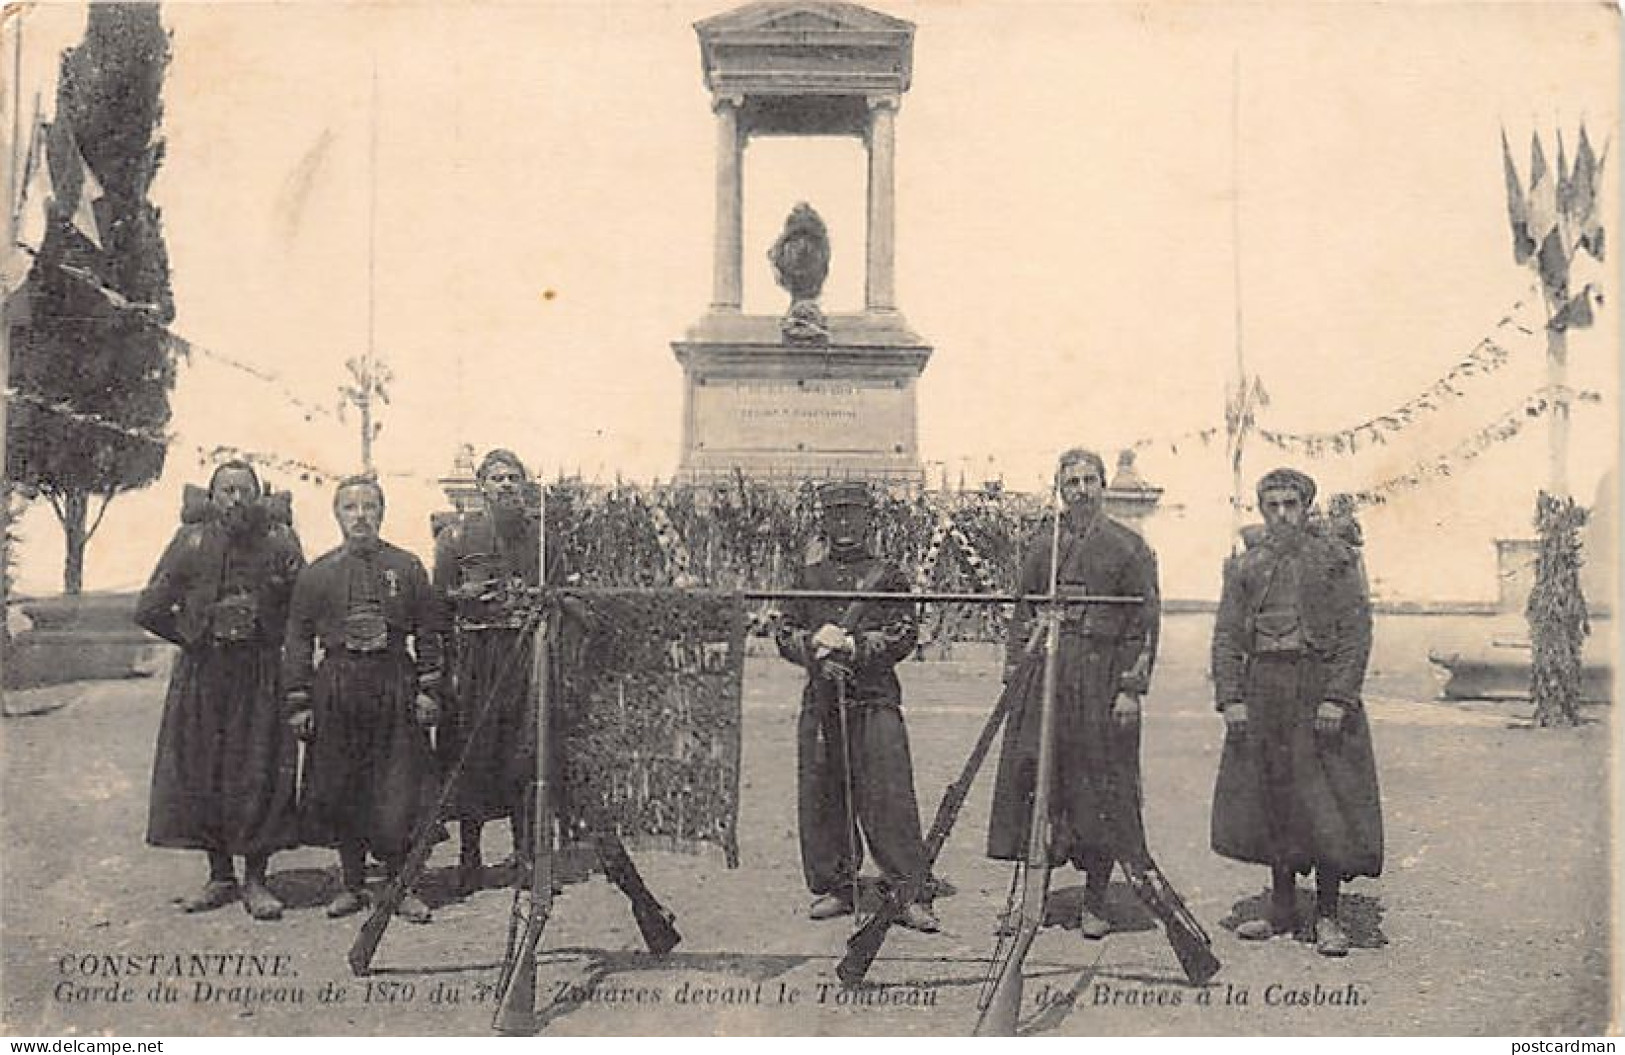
[136,517,304,857]
[986,512,1161,866]
[282,540,442,859]
[1209,532,1384,879]
[432,511,564,824]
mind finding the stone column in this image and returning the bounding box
[711,95,744,312]
[865,95,899,312]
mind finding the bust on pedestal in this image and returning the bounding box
[674,2,930,486]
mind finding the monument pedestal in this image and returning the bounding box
[674,311,931,485]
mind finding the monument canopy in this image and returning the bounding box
[696,1,914,137]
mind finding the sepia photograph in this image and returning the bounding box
[0,0,1618,1039]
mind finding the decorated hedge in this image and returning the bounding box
[535,479,1050,644]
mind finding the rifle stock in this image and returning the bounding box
[491,881,551,1035]
[837,656,1040,987]
[1124,861,1221,985]
[975,902,1042,1037]
[347,816,441,976]
[595,831,681,957]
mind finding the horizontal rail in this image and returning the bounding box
[552,586,1142,605]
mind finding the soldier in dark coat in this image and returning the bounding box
[775,481,938,932]
[433,449,560,894]
[283,475,443,923]
[136,462,304,921]
[986,448,1161,939]
[1210,467,1383,957]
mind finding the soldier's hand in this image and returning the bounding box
[820,658,853,684]
[1221,702,1248,738]
[414,693,440,727]
[288,709,315,741]
[1113,692,1141,727]
[1314,700,1344,740]
[812,623,853,657]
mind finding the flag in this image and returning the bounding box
[13,121,53,252]
[1503,130,1535,263]
[1569,125,1605,260]
[1548,284,1596,332]
[65,130,104,249]
[1526,132,1559,248]
[1535,226,1570,299]
[1555,129,1571,221]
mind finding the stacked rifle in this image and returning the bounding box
[337,502,1216,1036]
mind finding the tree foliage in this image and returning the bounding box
[6,4,175,593]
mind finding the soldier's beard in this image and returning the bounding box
[219,502,265,538]
[490,499,526,533]
[1267,521,1306,545]
[1065,497,1100,525]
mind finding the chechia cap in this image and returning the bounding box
[477,448,529,481]
[1256,467,1317,507]
[816,480,871,510]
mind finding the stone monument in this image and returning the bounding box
[674,1,931,486]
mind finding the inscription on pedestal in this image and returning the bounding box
[694,379,909,455]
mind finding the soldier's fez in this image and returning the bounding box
[1256,467,1317,507]
[817,481,871,511]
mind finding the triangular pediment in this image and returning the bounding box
[697,2,913,39]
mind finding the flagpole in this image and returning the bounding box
[1228,52,1248,549]
[1,13,24,719]
[1546,288,1569,500]
[362,57,378,473]
[6,18,20,223]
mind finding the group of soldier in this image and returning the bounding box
[135,442,1383,962]
[774,449,1382,957]
[137,448,547,925]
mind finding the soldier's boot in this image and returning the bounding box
[1314,915,1351,957]
[329,844,369,918]
[899,902,941,933]
[1313,870,1348,957]
[1237,866,1297,941]
[456,822,485,897]
[383,855,431,924]
[241,855,284,921]
[809,892,854,921]
[1078,867,1112,940]
[396,892,433,924]
[181,852,240,913]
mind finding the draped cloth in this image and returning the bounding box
[557,590,746,866]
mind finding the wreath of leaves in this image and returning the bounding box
[1527,491,1591,727]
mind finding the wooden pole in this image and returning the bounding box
[361,57,378,472]
[1,15,23,715]
[1545,297,1569,500]
[1228,52,1248,550]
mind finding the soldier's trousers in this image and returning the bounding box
[797,700,930,900]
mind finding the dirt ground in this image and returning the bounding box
[1,614,1614,1037]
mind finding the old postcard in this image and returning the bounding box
[1,0,1618,1039]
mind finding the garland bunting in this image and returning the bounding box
[1349,386,1602,507]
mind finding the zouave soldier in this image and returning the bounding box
[775,481,939,933]
[283,475,443,923]
[1210,467,1384,957]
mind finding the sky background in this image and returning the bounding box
[4,0,1619,602]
